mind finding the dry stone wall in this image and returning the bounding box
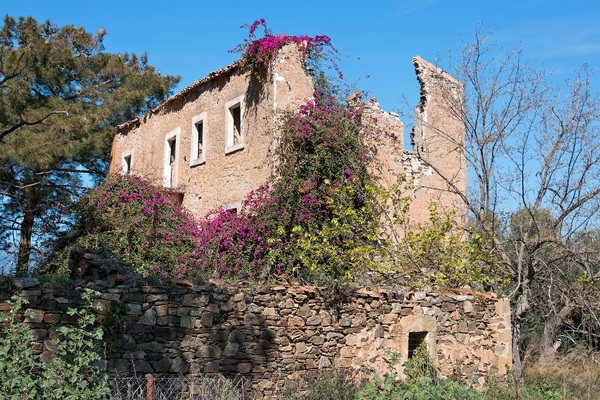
[0,271,511,396]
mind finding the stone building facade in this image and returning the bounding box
[109,44,468,228]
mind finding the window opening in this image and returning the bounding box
[124,156,131,174]
[196,121,204,159]
[162,127,180,188]
[168,137,176,186]
[408,331,428,359]
[191,113,206,166]
[225,96,244,154]
[231,105,241,145]
[121,150,133,175]
[224,200,241,215]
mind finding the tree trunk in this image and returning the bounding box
[512,321,524,380]
[16,198,37,276]
[539,305,574,364]
[539,313,558,364]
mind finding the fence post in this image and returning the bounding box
[146,374,154,400]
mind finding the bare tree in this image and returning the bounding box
[415,26,600,375]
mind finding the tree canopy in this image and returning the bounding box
[0,15,179,274]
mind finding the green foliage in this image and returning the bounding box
[0,297,45,398]
[212,311,228,325]
[0,289,110,399]
[0,15,178,273]
[355,350,561,400]
[44,174,201,280]
[260,92,382,282]
[284,368,362,400]
[274,181,387,282]
[393,204,502,289]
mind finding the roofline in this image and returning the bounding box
[117,60,240,132]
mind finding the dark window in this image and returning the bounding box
[195,121,204,158]
[168,138,177,187]
[408,331,428,359]
[231,105,241,145]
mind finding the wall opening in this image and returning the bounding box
[196,122,204,158]
[162,127,180,188]
[121,150,133,175]
[408,331,428,359]
[231,105,241,145]
[224,200,241,215]
[191,113,206,166]
[124,156,131,174]
[168,138,176,186]
[225,96,244,154]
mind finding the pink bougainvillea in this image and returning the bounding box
[230,19,339,79]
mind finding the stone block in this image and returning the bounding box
[147,294,168,302]
[297,304,311,317]
[336,357,352,368]
[155,304,168,317]
[296,342,308,354]
[262,307,277,316]
[170,357,189,374]
[180,315,195,328]
[310,335,325,345]
[319,310,332,326]
[205,360,220,373]
[43,313,59,324]
[495,298,511,316]
[125,304,141,315]
[14,277,39,288]
[318,356,331,369]
[134,359,153,373]
[463,301,474,313]
[399,315,436,332]
[237,362,252,374]
[24,309,44,323]
[224,342,239,357]
[288,316,305,327]
[138,307,157,326]
[154,358,171,373]
[182,293,208,307]
[340,346,354,358]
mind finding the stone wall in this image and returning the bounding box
[1,268,511,396]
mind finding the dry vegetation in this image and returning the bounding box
[523,346,600,400]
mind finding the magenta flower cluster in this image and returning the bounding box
[230,19,333,75]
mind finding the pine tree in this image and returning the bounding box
[0,15,179,274]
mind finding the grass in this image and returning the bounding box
[522,345,600,400]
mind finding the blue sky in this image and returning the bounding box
[2,0,600,270]
[3,0,599,112]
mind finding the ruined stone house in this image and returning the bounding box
[109,43,467,228]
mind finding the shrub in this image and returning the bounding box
[0,289,110,399]
[50,174,202,280]
[283,369,362,400]
[190,92,384,283]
